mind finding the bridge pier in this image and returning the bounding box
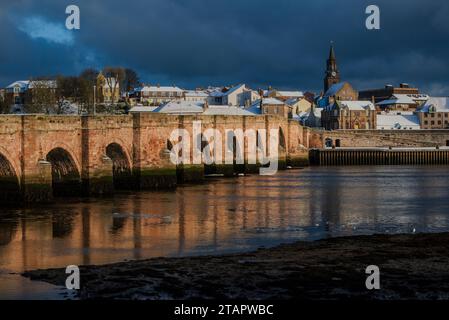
[136,149,177,189]
[137,167,177,189]
[23,160,53,203]
[287,151,310,167]
[177,164,205,183]
[83,156,115,196]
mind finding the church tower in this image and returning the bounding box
[324,42,340,92]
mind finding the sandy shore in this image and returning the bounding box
[23,233,449,300]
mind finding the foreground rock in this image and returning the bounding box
[23,233,449,300]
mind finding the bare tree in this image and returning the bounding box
[122,68,140,92]
[0,92,9,114]
[25,79,57,114]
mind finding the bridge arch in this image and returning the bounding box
[0,152,21,203]
[106,142,133,189]
[46,147,82,197]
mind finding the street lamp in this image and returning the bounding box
[93,85,96,115]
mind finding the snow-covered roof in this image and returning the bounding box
[204,105,254,116]
[394,93,429,101]
[246,100,263,114]
[6,80,30,89]
[139,86,184,93]
[377,95,415,106]
[276,90,304,98]
[417,97,449,112]
[324,82,346,97]
[285,98,299,106]
[377,94,429,106]
[262,97,285,105]
[184,90,208,97]
[325,100,375,111]
[153,101,204,114]
[223,84,246,96]
[377,114,420,129]
[28,80,57,89]
[129,106,159,113]
[209,90,225,97]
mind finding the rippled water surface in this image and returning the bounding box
[1,166,449,298]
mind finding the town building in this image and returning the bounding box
[416,97,449,129]
[376,93,428,112]
[133,85,184,106]
[359,83,423,104]
[208,84,259,107]
[246,98,292,118]
[96,73,121,104]
[183,90,208,102]
[285,97,312,116]
[4,81,31,105]
[321,100,376,130]
[376,113,421,130]
[316,82,358,107]
[4,80,57,107]
[265,89,304,101]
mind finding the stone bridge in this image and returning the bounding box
[0,114,309,203]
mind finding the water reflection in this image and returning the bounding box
[1,166,449,275]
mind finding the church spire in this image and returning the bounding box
[324,41,340,92]
[329,41,336,61]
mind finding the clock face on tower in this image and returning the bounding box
[332,71,337,77]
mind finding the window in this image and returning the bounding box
[424,121,428,125]
[431,121,435,125]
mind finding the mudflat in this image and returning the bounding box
[23,233,449,300]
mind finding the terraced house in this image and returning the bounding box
[132,85,184,106]
[416,97,449,129]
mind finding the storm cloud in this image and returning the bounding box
[1,0,448,94]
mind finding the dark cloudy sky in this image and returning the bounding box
[1,0,449,94]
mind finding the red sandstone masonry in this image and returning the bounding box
[0,114,305,202]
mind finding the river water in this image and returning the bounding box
[1,166,449,298]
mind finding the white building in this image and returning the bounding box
[208,84,259,107]
[376,93,429,111]
[136,85,184,106]
[183,90,208,102]
[376,112,421,130]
